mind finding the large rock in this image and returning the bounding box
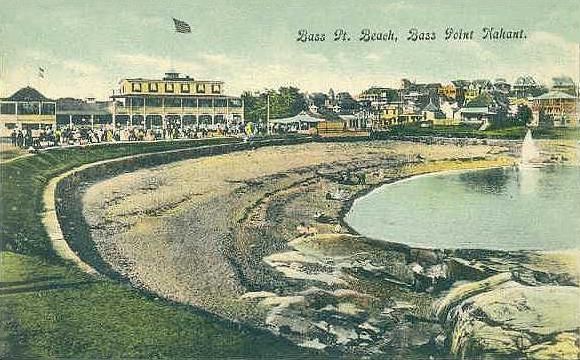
[445,280,580,359]
[434,272,512,321]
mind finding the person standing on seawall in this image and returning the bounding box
[10,129,17,146]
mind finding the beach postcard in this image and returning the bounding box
[0,1,579,359]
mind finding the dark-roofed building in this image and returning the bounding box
[422,100,445,120]
[551,76,576,96]
[0,86,56,137]
[512,75,546,98]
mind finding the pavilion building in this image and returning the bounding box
[531,91,578,127]
[0,86,56,137]
[110,72,244,130]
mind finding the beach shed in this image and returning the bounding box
[270,112,326,133]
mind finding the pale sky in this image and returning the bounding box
[0,0,579,100]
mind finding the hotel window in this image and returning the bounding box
[131,97,144,108]
[164,97,181,108]
[212,84,221,94]
[132,82,142,92]
[182,98,196,107]
[165,83,174,93]
[149,83,159,92]
[181,83,190,93]
[0,103,16,114]
[196,84,206,93]
[145,97,162,107]
[214,98,227,107]
[198,98,212,108]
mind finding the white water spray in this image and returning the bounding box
[521,129,540,166]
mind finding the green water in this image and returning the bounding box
[345,166,580,251]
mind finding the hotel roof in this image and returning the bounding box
[534,91,576,100]
[121,74,223,84]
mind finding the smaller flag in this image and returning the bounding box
[38,67,45,78]
[172,18,191,33]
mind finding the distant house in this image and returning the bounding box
[440,101,461,123]
[378,104,400,127]
[373,103,421,128]
[422,100,445,121]
[0,86,56,137]
[358,87,399,111]
[531,91,578,127]
[308,103,319,113]
[439,83,459,100]
[448,80,470,104]
[459,93,497,124]
[464,80,493,103]
[459,107,497,124]
[512,75,545,98]
[493,78,511,94]
[346,109,372,130]
[551,76,576,96]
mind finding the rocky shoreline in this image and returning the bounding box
[63,139,579,358]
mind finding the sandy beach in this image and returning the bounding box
[77,139,578,356]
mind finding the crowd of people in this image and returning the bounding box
[9,122,261,150]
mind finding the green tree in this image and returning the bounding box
[516,104,532,125]
[242,87,307,124]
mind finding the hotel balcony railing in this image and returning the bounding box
[112,106,243,115]
[0,114,56,122]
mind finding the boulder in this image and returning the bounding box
[445,282,580,359]
[434,272,512,321]
[525,332,580,359]
[446,257,495,281]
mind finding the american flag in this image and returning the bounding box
[172,18,191,33]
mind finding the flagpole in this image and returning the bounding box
[0,53,4,98]
[267,92,270,135]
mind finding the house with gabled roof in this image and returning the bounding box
[422,100,445,121]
